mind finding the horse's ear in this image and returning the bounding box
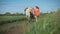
[24,8,26,11]
[24,8,28,11]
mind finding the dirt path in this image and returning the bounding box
[5,23,31,34]
[0,21,32,34]
[4,27,23,34]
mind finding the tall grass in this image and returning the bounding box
[0,15,26,25]
[0,10,60,34]
[26,11,60,34]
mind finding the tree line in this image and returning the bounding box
[0,9,59,16]
[0,12,25,16]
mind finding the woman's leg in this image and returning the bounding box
[35,16,38,22]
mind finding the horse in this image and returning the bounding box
[24,7,34,22]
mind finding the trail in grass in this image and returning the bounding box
[0,20,33,34]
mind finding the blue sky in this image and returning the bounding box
[0,0,60,14]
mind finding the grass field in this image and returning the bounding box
[0,10,60,34]
[27,11,60,34]
[0,15,26,25]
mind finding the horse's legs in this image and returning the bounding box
[26,15,30,22]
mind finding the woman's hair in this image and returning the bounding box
[36,6,39,9]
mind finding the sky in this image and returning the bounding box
[0,0,60,14]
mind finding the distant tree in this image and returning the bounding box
[5,12,11,14]
[5,12,11,15]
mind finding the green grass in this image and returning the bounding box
[0,10,60,34]
[26,11,60,34]
[0,15,26,25]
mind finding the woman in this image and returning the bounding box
[34,6,40,22]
